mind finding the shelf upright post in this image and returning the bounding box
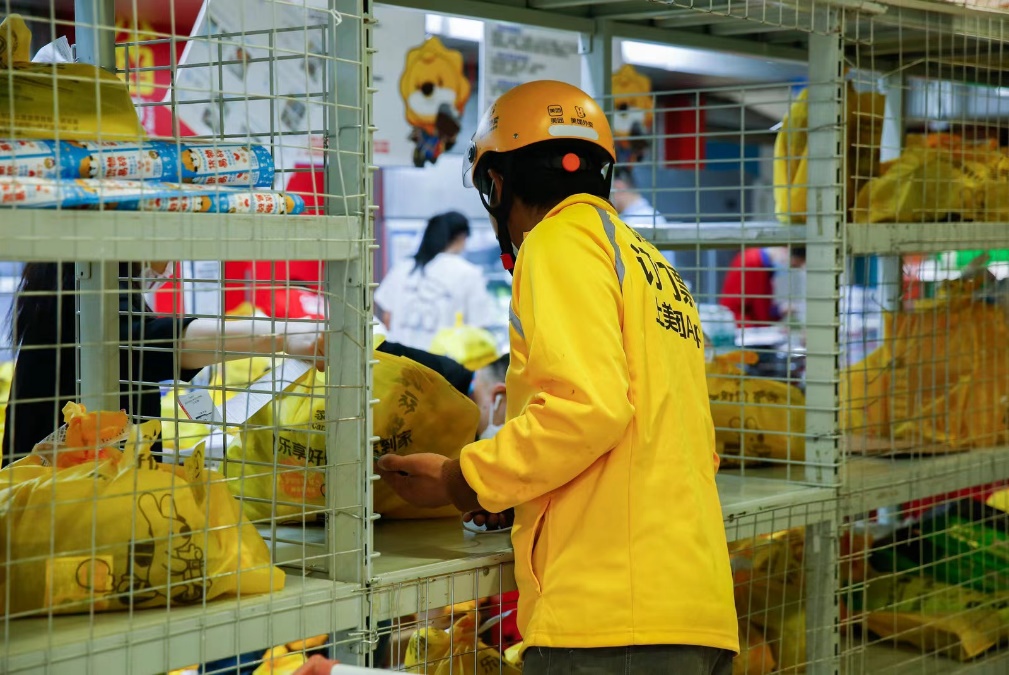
[877,73,904,312]
[803,8,844,675]
[74,0,121,414]
[325,0,371,597]
[579,19,613,102]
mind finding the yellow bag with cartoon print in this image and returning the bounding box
[405,614,522,675]
[372,351,480,519]
[0,410,283,617]
[706,351,806,465]
[225,351,480,522]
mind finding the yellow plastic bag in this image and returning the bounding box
[731,529,807,674]
[775,83,885,224]
[372,351,480,519]
[162,357,275,452]
[0,360,13,444]
[226,351,480,522]
[429,314,500,371]
[842,277,1009,450]
[405,614,521,675]
[852,147,964,223]
[706,351,806,465]
[0,14,145,141]
[0,412,283,617]
[225,368,328,523]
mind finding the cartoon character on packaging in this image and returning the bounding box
[399,36,472,167]
[612,64,654,165]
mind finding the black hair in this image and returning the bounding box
[413,211,470,273]
[8,262,144,348]
[792,246,807,261]
[480,353,510,384]
[613,167,636,189]
[480,140,614,212]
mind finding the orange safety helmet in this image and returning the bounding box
[464,80,616,188]
[463,80,616,272]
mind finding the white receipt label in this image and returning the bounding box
[176,389,221,424]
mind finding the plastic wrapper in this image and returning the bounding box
[0,14,145,141]
[178,143,275,187]
[0,140,277,186]
[0,403,284,616]
[733,622,776,675]
[707,350,806,465]
[841,275,1009,451]
[404,614,521,675]
[848,574,1003,661]
[225,350,479,522]
[870,501,1009,595]
[0,176,305,214]
[730,529,806,673]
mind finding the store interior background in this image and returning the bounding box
[0,3,905,361]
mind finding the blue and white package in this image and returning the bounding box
[0,140,62,179]
[178,143,275,188]
[60,140,180,181]
[209,189,305,215]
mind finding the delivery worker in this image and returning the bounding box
[377,80,738,674]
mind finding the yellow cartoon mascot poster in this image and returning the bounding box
[399,36,472,167]
[612,64,654,165]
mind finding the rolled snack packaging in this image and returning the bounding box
[178,143,275,187]
[0,140,177,182]
[0,140,63,179]
[0,176,82,207]
[211,190,305,215]
[0,140,276,187]
[63,141,179,181]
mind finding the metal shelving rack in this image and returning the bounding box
[2,0,373,673]
[366,2,1009,675]
[7,0,1009,673]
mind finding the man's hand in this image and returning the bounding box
[376,453,452,508]
[464,508,514,530]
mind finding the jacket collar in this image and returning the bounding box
[543,194,618,221]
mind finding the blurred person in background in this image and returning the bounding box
[375,211,497,351]
[720,246,806,327]
[3,262,324,463]
[611,169,676,267]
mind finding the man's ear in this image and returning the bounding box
[492,382,507,397]
[488,169,504,207]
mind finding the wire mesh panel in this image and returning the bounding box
[0,0,372,672]
[837,1,1009,673]
[603,78,841,486]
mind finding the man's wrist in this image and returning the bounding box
[442,458,482,512]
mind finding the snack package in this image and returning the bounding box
[0,403,284,616]
[0,14,145,141]
[0,139,278,186]
[0,176,304,214]
[178,143,275,187]
[869,501,1009,596]
[848,574,1003,661]
[404,614,521,675]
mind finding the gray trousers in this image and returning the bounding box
[523,645,734,675]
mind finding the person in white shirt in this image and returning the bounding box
[374,211,497,351]
[611,169,677,267]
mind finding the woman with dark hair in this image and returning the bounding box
[3,261,325,463]
[374,211,496,350]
